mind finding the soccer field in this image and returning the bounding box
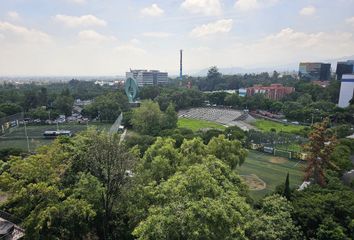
[253,119,305,133]
[0,123,111,151]
[237,150,304,200]
[178,118,226,131]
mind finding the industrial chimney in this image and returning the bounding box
[180,49,183,81]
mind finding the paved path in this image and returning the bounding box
[119,129,127,144]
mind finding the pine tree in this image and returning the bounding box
[303,118,337,186]
[283,172,291,200]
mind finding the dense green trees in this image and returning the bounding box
[0,102,22,116]
[131,100,165,135]
[53,89,74,116]
[0,130,136,239]
[0,80,114,117]
[0,124,353,239]
[131,100,177,136]
[163,103,178,129]
[82,91,129,122]
[291,176,354,240]
[155,87,205,111]
[246,195,302,240]
[128,136,305,240]
[27,107,50,120]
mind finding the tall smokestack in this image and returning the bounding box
[180,49,183,82]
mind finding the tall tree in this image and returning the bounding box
[163,102,178,129]
[207,135,247,169]
[205,66,222,91]
[283,172,291,200]
[76,131,136,239]
[131,100,164,135]
[303,118,337,186]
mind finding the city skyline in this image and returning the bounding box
[1,0,354,75]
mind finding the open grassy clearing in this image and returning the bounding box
[177,118,226,131]
[0,123,111,151]
[275,143,304,152]
[253,119,305,133]
[237,150,304,200]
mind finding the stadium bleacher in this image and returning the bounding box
[178,107,256,131]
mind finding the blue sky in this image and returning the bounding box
[0,0,354,75]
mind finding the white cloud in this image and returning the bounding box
[141,4,164,17]
[7,11,20,21]
[191,19,233,37]
[346,16,354,26]
[78,30,116,42]
[226,28,354,67]
[66,0,86,4]
[0,21,51,43]
[142,32,172,38]
[54,14,106,28]
[130,38,140,44]
[181,0,222,16]
[235,0,259,11]
[234,0,278,11]
[299,6,316,16]
[115,44,146,55]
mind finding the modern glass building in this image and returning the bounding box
[336,60,354,80]
[298,62,331,81]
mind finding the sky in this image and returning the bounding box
[0,0,354,76]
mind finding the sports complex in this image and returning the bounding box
[0,107,305,199]
[178,107,305,199]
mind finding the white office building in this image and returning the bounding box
[338,74,354,108]
[126,69,168,87]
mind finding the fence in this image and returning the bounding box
[109,112,123,134]
[252,144,306,160]
[0,112,24,135]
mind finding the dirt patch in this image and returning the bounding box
[0,193,8,203]
[270,156,287,164]
[240,174,266,190]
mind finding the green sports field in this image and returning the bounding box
[237,150,304,200]
[178,118,226,131]
[253,119,304,133]
[0,123,111,151]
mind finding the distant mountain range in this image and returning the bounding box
[191,55,354,76]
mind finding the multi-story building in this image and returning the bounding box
[246,84,295,101]
[336,60,354,80]
[338,74,354,108]
[126,69,168,87]
[298,62,331,81]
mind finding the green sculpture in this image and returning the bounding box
[125,77,139,103]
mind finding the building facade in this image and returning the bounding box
[338,74,354,108]
[298,62,331,81]
[238,88,247,97]
[246,84,295,100]
[126,69,168,87]
[336,60,354,80]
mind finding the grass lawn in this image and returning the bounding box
[0,123,111,151]
[253,119,305,133]
[276,143,304,152]
[237,150,304,200]
[178,118,226,131]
